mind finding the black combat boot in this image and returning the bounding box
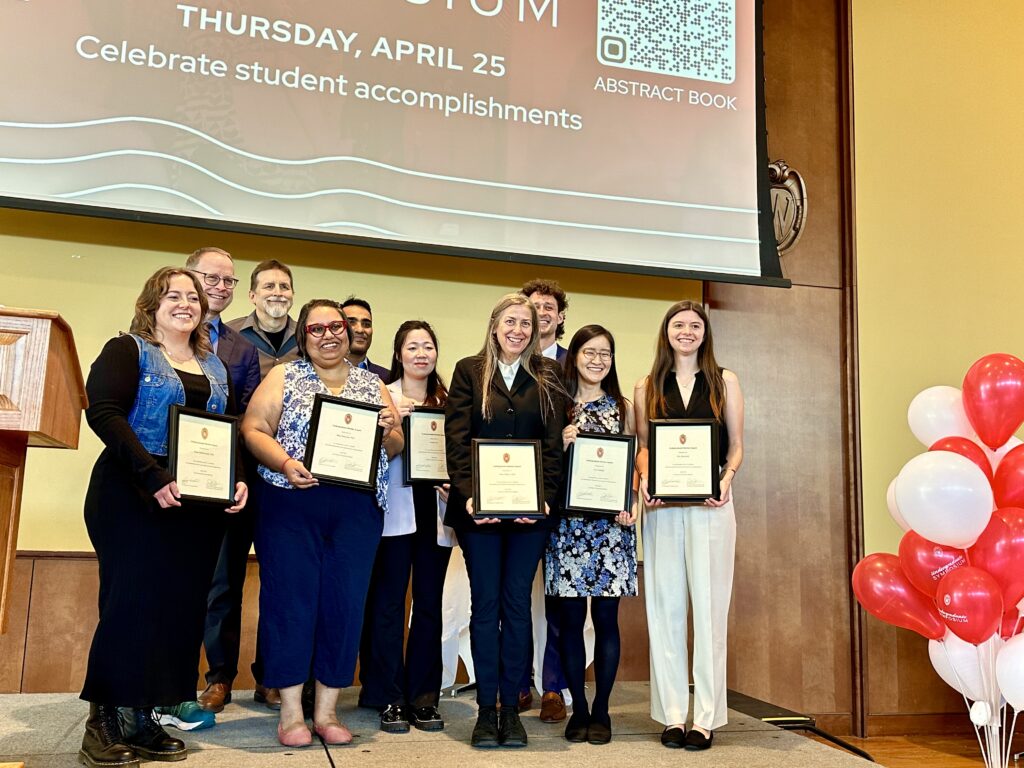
[120,707,187,762]
[78,703,138,767]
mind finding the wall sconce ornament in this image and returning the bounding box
[769,160,807,256]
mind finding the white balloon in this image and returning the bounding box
[886,477,910,531]
[969,700,992,726]
[907,386,978,447]
[895,451,993,549]
[996,634,1024,710]
[987,436,1023,472]
[928,631,995,701]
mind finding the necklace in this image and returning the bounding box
[678,372,698,391]
[163,347,195,364]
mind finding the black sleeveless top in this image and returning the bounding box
[661,371,730,468]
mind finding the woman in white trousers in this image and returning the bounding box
[634,299,744,752]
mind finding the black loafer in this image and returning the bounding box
[410,705,444,732]
[661,726,686,748]
[564,711,589,743]
[471,707,500,748]
[684,729,714,750]
[380,704,411,733]
[587,714,612,745]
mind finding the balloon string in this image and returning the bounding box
[945,641,989,764]
[1005,709,1019,768]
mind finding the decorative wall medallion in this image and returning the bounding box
[769,160,807,256]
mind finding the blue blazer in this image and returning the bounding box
[215,320,262,413]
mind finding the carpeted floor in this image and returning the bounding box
[0,683,869,767]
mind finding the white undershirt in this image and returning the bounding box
[498,357,521,389]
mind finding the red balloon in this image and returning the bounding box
[1000,608,1021,639]
[975,507,1024,608]
[898,530,967,597]
[935,566,1004,644]
[852,554,945,640]
[993,446,1024,508]
[962,353,1024,450]
[929,436,994,483]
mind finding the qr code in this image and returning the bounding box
[597,0,736,83]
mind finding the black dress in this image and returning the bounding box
[80,336,229,707]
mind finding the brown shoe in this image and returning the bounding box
[197,682,231,713]
[517,690,533,712]
[254,684,282,711]
[539,691,567,723]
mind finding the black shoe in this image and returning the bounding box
[409,705,444,732]
[119,708,186,762]
[471,707,500,749]
[79,703,139,767]
[684,728,714,750]
[587,714,612,745]
[498,708,528,748]
[380,704,411,733]
[660,726,686,748]
[563,711,589,743]
[301,680,315,719]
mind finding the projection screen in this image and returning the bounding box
[0,0,786,285]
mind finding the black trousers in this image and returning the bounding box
[359,485,453,708]
[460,527,548,708]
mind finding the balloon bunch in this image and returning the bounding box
[854,354,1024,768]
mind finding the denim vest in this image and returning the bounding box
[126,334,229,456]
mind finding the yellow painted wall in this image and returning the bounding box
[853,2,1024,554]
[2,207,699,551]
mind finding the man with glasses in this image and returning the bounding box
[155,247,261,732]
[341,297,391,383]
[229,260,299,378]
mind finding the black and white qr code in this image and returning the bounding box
[597,0,736,83]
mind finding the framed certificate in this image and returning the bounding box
[648,419,720,502]
[564,433,636,517]
[303,394,383,490]
[167,405,238,505]
[402,407,448,484]
[472,439,545,519]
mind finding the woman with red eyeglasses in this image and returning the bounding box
[242,299,403,747]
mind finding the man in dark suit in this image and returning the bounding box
[518,278,571,722]
[341,297,391,383]
[172,247,262,724]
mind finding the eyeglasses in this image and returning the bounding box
[304,320,348,338]
[192,271,240,289]
[581,349,613,362]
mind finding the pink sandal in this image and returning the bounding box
[277,722,313,747]
[314,722,353,745]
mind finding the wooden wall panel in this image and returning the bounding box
[0,559,32,692]
[21,558,97,693]
[711,284,851,721]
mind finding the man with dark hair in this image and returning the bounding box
[341,296,391,383]
[228,260,299,377]
[520,278,569,364]
[518,277,571,723]
[155,247,262,731]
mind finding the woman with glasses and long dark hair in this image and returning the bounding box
[634,300,744,752]
[545,324,637,745]
[445,293,567,749]
[79,267,247,767]
[242,299,403,748]
[358,320,454,733]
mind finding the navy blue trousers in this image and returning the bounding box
[461,527,548,708]
[254,481,382,689]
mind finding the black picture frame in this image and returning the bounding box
[648,418,720,502]
[402,407,449,484]
[471,438,545,519]
[303,393,384,491]
[167,405,238,505]
[564,432,636,517]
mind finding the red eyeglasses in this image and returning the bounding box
[304,319,348,337]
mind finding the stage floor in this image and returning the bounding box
[1,683,869,767]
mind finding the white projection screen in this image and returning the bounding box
[0,0,786,285]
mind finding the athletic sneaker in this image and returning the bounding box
[155,701,216,731]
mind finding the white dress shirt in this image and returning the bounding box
[497,357,521,389]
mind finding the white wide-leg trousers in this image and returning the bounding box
[643,498,736,730]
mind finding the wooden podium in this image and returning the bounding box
[0,308,86,634]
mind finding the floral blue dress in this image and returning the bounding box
[544,394,638,597]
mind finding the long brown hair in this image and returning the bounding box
[478,293,563,422]
[130,267,212,357]
[390,320,449,406]
[645,300,726,421]
[563,325,627,431]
